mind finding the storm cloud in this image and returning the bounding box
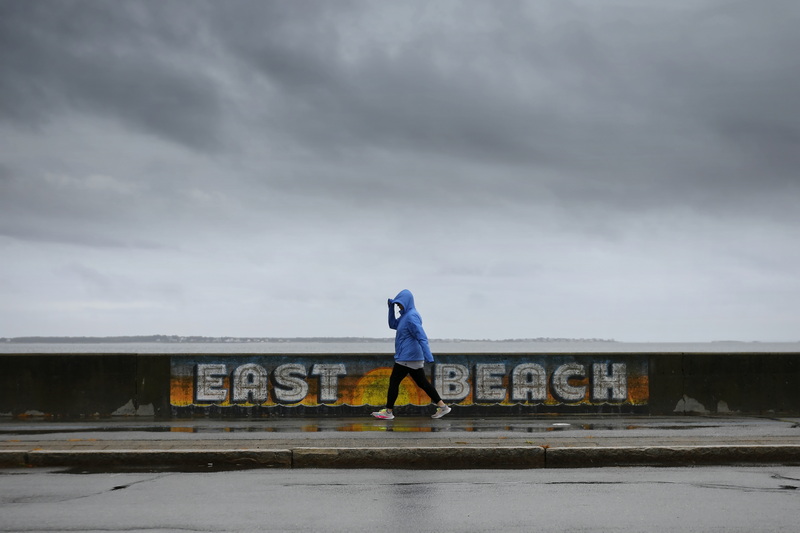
[1,0,798,341]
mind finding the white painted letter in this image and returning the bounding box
[592,363,627,401]
[232,363,269,404]
[273,364,309,403]
[195,364,227,402]
[475,364,506,402]
[511,363,547,401]
[552,363,586,402]
[311,364,346,403]
[434,364,470,401]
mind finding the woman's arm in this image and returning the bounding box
[388,298,399,330]
[408,313,434,362]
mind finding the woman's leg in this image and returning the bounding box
[408,367,443,404]
[386,363,411,410]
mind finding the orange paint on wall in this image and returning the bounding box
[170,375,196,406]
[627,375,650,404]
[349,367,430,406]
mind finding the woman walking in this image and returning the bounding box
[372,289,451,420]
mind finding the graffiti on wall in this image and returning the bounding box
[171,354,648,412]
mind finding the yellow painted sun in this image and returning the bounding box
[349,367,430,406]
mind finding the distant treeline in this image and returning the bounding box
[1,335,616,344]
[1,335,391,344]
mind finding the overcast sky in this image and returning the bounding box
[1,0,798,342]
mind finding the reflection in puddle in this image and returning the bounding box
[0,421,719,435]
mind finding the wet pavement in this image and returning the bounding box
[2,415,799,443]
[1,416,799,469]
[4,467,800,532]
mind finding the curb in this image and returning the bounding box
[2,446,800,470]
[546,445,800,468]
[292,446,545,469]
[24,449,292,469]
[0,451,26,468]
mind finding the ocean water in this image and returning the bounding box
[2,340,799,354]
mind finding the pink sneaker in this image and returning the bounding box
[371,409,394,420]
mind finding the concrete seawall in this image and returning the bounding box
[1,352,798,418]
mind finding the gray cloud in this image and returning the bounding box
[214,0,799,217]
[0,1,227,150]
[1,0,798,341]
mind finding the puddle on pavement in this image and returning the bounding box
[1,421,719,435]
[0,426,178,436]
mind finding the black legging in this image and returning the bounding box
[386,363,442,409]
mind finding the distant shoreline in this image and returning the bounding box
[1,335,617,344]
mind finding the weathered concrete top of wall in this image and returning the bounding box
[2,352,798,418]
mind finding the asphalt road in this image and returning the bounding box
[1,466,799,532]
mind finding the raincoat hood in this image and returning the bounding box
[390,289,415,314]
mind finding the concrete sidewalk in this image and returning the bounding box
[2,416,799,469]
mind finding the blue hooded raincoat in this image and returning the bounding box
[388,289,434,363]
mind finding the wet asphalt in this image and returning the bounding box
[1,415,799,470]
[4,467,800,532]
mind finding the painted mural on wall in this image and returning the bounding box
[171,354,649,414]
